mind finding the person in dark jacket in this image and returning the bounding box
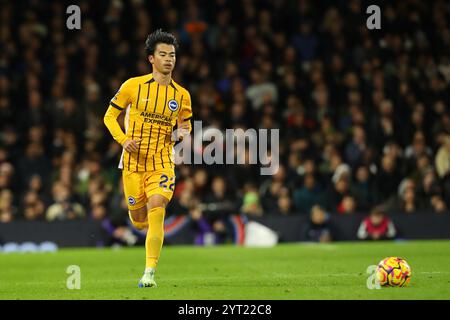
[304,205,332,243]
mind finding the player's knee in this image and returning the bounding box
[147,195,169,209]
[129,207,148,230]
[130,206,147,221]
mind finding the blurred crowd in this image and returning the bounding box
[0,0,449,244]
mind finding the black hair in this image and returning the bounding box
[145,29,179,56]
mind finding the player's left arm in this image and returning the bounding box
[177,90,193,140]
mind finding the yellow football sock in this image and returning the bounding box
[145,207,165,269]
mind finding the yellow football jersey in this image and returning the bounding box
[104,73,192,172]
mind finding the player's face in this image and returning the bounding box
[149,43,176,75]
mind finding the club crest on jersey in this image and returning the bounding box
[128,196,136,205]
[168,100,179,112]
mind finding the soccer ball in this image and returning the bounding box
[376,257,412,287]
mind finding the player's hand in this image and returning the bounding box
[123,138,142,153]
[176,117,190,141]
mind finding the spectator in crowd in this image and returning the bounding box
[192,168,209,200]
[374,154,402,203]
[435,136,450,179]
[304,205,332,243]
[357,207,397,241]
[350,165,374,211]
[260,165,288,213]
[396,178,419,214]
[369,99,401,150]
[0,189,16,222]
[325,171,352,213]
[204,176,236,213]
[337,195,358,215]
[293,173,324,214]
[46,182,85,221]
[435,136,450,207]
[345,125,367,168]
[189,204,233,246]
[416,169,443,211]
[0,162,15,194]
[169,184,195,218]
[404,131,433,174]
[274,193,294,216]
[22,190,46,221]
[199,175,237,239]
[18,142,51,190]
[429,195,448,214]
[245,68,278,111]
[26,174,47,200]
[241,183,263,217]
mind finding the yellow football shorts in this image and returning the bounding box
[122,168,176,210]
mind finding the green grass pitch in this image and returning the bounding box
[1,240,450,300]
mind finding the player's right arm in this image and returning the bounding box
[103,80,141,153]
